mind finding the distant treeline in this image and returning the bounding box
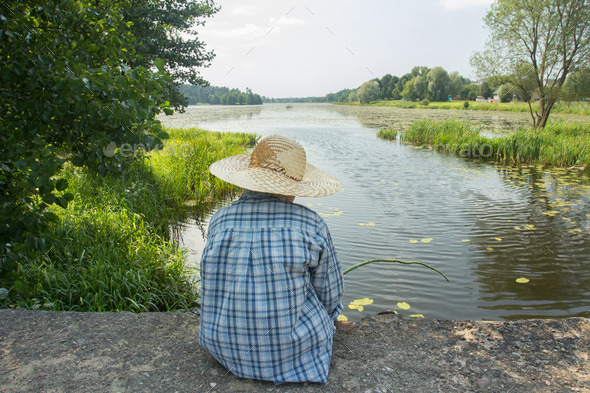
[322,65,590,104]
[263,97,319,103]
[180,85,263,105]
[323,66,494,104]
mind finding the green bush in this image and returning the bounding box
[1,1,171,276]
[1,129,258,312]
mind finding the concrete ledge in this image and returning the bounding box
[1,309,588,392]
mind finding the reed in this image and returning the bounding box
[343,259,449,282]
[148,128,258,218]
[377,128,398,141]
[400,119,590,167]
[7,128,257,312]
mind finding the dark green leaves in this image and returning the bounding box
[0,0,176,278]
[154,58,166,71]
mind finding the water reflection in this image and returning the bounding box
[470,165,590,319]
[161,104,590,321]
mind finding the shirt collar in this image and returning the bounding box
[240,190,291,203]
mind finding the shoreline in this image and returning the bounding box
[1,309,588,392]
[333,100,590,116]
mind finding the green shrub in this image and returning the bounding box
[1,129,258,312]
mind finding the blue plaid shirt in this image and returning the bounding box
[199,191,344,384]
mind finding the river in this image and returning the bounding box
[160,103,590,322]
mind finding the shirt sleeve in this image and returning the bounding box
[310,224,344,321]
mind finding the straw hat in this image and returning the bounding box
[209,135,339,197]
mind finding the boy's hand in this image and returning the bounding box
[334,321,354,329]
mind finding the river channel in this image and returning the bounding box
[160,103,590,322]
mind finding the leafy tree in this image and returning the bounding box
[480,81,494,98]
[323,88,355,103]
[411,66,430,77]
[397,73,413,95]
[498,83,514,102]
[357,80,380,104]
[562,68,590,101]
[449,71,464,97]
[427,67,451,101]
[1,0,171,276]
[98,0,219,109]
[471,0,590,128]
[388,76,401,100]
[380,74,394,100]
[401,78,417,101]
[509,61,539,120]
[413,75,428,101]
[460,84,481,99]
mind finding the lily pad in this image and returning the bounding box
[337,314,348,321]
[350,298,374,306]
[421,238,433,243]
[516,277,530,283]
[397,302,410,310]
[348,298,374,312]
[494,237,502,241]
[409,239,418,244]
[461,239,471,242]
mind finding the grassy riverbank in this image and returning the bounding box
[5,129,257,312]
[390,119,590,168]
[341,100,590,116]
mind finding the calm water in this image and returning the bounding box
[161,103,590,322]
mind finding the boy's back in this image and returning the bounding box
[199,190,343,384]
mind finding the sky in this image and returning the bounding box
[194,0,495,98]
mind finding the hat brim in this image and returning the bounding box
[209,154,339,197]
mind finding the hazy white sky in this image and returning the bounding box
[195,0,495,98]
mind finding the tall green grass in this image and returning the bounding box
[400,119,590,167]
[5,129,257,312]
[377,128,398,141]
[149,128,258,217]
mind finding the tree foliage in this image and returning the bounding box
[471,0,590,128]
[323,66,481,103]
[0,0,175,276]
[427,67,452,102]
[497,83,515,103]
[401,77,417,101]
[99,0,219,109]
[357,80,381,104]
[562,68,590,101]
[180,85,263,105]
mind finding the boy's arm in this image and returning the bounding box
[310,228,344,321]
